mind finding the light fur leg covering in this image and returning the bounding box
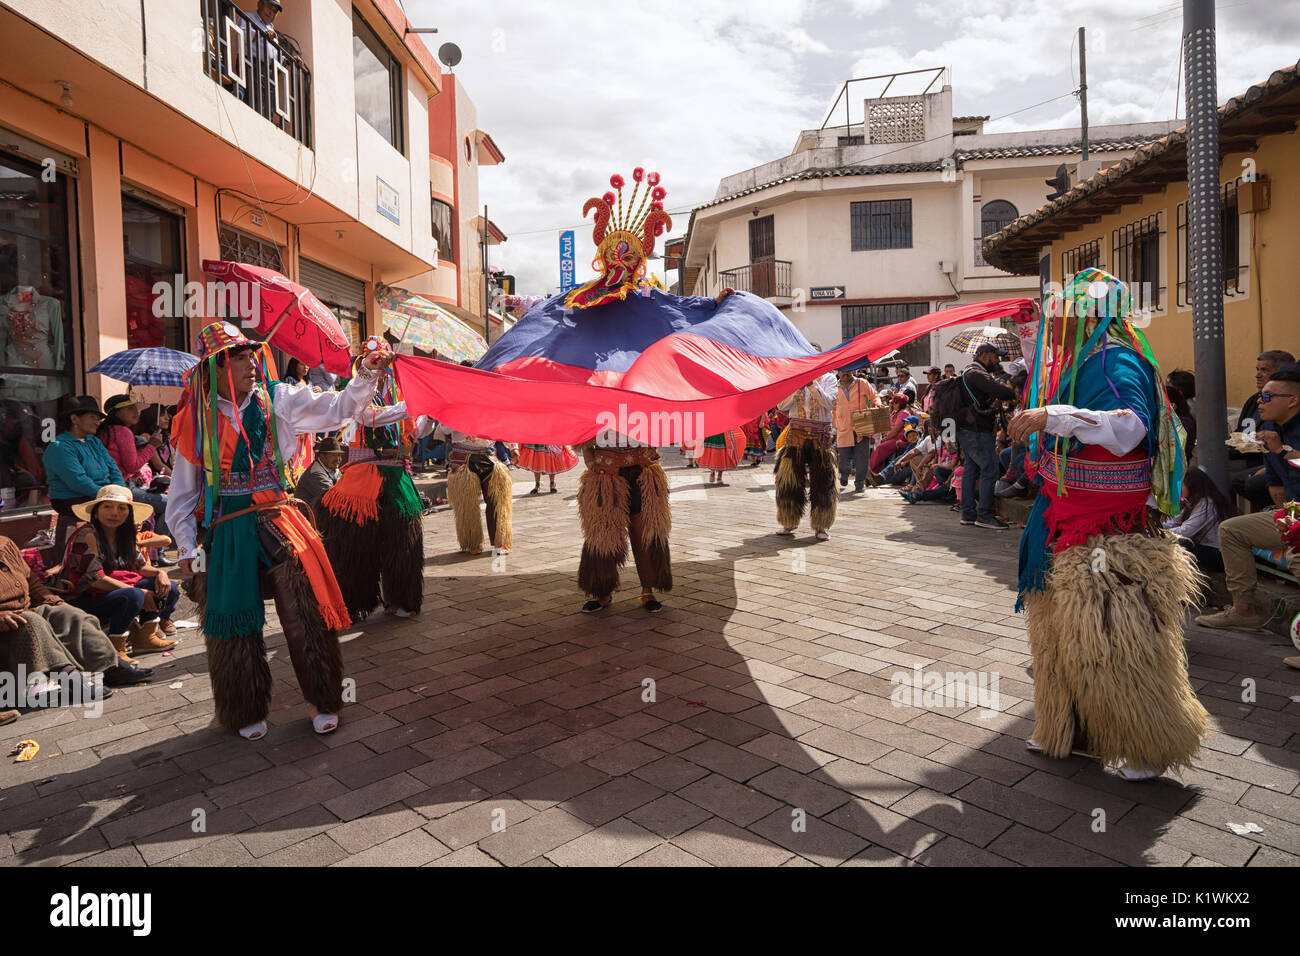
[448,466,485,552]
[636,462,673,592]
[1024,590,1077,759]
[774,442,807,529]
[808,441,838,533]
[577,467,630,598]
[484,459,514,551]
[1043,533,1210,773]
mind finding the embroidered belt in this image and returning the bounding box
[347,447,407,465]
[1039,451,1150,493]
[219,465,284,496]
[448,442,493,470]
[589,445,658,474]
[787,418,833,444]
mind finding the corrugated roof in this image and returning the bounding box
[982,59,1300,274]
[955,136,1158,160]
[697,161,947,210]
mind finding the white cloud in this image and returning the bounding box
[409,0,1300,295]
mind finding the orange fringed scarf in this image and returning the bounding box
[320,462,384,524]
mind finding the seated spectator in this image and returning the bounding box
[1166,383,1197,461]
[880,426,921,485]
[868,396,915,474]
[0,534,150,687]
[1164,468,1231,574]
[295,436,346,514]
[42,396,123,519]
[1230,350,1295,510]
[895,423,940,491]
[135,403,174,476]
[1196,367,1300,634]
[60,486,179,658]
[903,438,959,504]
[98,394,169,537]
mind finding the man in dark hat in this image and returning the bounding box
[956,344,1018,530]
[41,396,123,517]
[294,435,345,516]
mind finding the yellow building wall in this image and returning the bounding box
[1047,131,1299,409]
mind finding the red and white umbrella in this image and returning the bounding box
[201,259,353,375]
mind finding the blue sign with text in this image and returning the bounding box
[559,230,575,294]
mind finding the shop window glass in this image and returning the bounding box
[0,151,75,512]
[123,194,185,351]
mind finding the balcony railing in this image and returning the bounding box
[201,0,313,148]
[719,258,792,299]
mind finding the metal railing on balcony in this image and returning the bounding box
[201,0,313,148]
[718,259,792,299]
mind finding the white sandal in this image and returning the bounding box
[312,713,339,735]
[239,720,268,740]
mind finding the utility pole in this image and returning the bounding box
[1183,0,1228,490]
[1078,27,1089,161]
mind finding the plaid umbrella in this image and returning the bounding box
[378,284,487,363]
[945,326,1023,359]
[89,347,199,387]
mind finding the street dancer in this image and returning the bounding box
[318,336,429,619]
[167,322,393,740]
[775,372,839,540]
[519,443,578,495]
[441,426,513,555]
[1011,270,1208,780]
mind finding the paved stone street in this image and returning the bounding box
[2,452,1298,867]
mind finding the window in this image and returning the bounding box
[842,302,930,367]
[432,199,454,263]
[1176,178,1244,306]
[748,215,774,262]
[353,9,403,151]
[1061,238,1100,280]
[851,199,911,250]
[981,200,1018,238]
[219,226,283,273]
[123,195,185,351]
[1111,212,1163,311]
[0,150,76,512]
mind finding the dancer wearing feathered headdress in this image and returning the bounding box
[1010,269,1208,779]
[317,336,431,620]
[165,322,394,740]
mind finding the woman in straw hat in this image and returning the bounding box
[61,485,179,662]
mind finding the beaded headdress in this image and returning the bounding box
[564,168,672,310]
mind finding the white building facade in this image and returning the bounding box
[681,82,1178,372]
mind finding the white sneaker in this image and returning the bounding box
[1116,764,1158,781]
[815,530,830,541]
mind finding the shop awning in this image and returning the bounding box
[377,284,487,364]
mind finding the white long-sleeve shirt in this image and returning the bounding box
[165,372,382,559]
[780,373,838,423]
[1042,404,1148,457]
[1163,497,1221,548]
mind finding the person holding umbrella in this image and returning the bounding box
[166,322,394,741]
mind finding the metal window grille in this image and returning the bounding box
[1177,177,1243,306]
[1061,238,1100,281]
[841,302,930,367]
[867,99,925,144]
[975,200,1018,268]
[219,226,283,273]
[1111,211,1164,311]
[851,199,912,251]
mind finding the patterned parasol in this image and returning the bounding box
[945,326,1023,359]
[90,347,198,387]
[377,284,487,363]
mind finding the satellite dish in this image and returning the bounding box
[438,43,462,69]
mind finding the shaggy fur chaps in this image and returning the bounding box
[1025,532,1209,774]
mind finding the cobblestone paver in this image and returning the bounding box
[2,453,1297,866]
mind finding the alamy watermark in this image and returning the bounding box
[150,274,261,325]
[890,665,1002,717]
[595,404,706,453]
[0,665,105,718]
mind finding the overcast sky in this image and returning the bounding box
[404,0,1300,297]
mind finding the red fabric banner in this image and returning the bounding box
[394,298,1034,445]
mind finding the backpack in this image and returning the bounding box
[928,369,996,434]
[926,377,966,436]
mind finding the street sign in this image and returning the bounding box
[559,230,575,294]
[810,286,845,300]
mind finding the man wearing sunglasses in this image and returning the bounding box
[1197,369,1300,655]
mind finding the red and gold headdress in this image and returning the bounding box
[564,168,672,310]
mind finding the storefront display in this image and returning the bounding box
[0,149,76,513]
